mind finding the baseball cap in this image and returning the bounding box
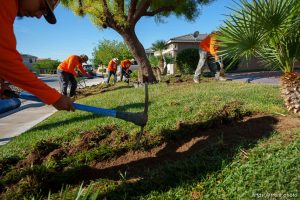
[44,0,60,24]
[80,54,89,63]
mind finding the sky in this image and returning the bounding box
[14,0,233,62]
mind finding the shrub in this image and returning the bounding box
[223,57,240,71]
[176,48,199,74]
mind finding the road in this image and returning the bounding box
[39,75,106,90]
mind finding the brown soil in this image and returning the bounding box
[9,112,300,184]
[87,113,300,180]
[75,84,133,99]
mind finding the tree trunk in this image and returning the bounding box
[281,72,300,113]
[159,57,164,74]
[155,68,161,82]
[120,29,156,83]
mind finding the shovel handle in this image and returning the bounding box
[73,103,116,117]
[19,92,117,117]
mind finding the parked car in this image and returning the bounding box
[83,64,96,78]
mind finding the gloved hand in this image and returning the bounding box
[2,89,19,99]
[52,95,75,111]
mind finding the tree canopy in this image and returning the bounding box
[92,39,133,66]
[32,59,60,73]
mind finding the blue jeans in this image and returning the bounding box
[194,50,217,80]
[120,69,132,81]
[106,71,117,83]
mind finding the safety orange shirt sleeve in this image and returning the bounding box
[199,35,211,52]
[209,33,219,57]
[107,60,117,72]
[0,0,61,105]
[57,55,88,77]
[121,59,131,70]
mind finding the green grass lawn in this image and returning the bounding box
[0,78,299,199]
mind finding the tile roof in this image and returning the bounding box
[167,33,208,43]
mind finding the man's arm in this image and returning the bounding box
[0,0,74,111]
[77,63,89,76]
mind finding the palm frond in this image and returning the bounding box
[218,0,300,73]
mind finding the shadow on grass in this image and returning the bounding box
[45,115,278,198]
[28,114,98,132]
[29,102,151,133]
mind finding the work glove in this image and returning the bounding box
[52,95,75,111]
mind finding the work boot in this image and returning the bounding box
[219,76,227,81]
[193,78,200,83]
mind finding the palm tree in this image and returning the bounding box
[219,0,300,113]
[152,40,167,75]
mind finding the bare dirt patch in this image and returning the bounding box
[88,113,300,180]
[75,84,132,99]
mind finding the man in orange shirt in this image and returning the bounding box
[0,0,74,111]
[194,31,225,83]
[106,58,119,84]
[120,59,134,82]
[57,54,90,97]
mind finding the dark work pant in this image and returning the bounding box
[120,69,132,81]
[57,70,77,97]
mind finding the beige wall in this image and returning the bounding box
[163,42,198,57]
[176,42,198,53]
[238,57,264,71]
[238,57,300,71]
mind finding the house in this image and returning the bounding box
[21,54,38,71]
[145,48,155,58]
[154,33,300,74]
[153,33,208,74]
[157,33,208,58]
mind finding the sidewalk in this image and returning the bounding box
[0,76,104,145]
[0,101,56,145]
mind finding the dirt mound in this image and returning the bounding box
[89,113,300,180]
[75,84,132,99]
[16,141,59,169]
[14,113,300,181]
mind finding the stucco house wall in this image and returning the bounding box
[22,54,38,71]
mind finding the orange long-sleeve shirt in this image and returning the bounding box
[57,55,88,76]
[199,35,211,52]
[199,33,219,56]
[107,60,118,72]
[121,59,131,70]
[209,33,219,56]
[0,0,61,105]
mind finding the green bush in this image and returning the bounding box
[176,48,199,74]
[148,55,159,68]
[223,57,240,71]
[32,59,60,74]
